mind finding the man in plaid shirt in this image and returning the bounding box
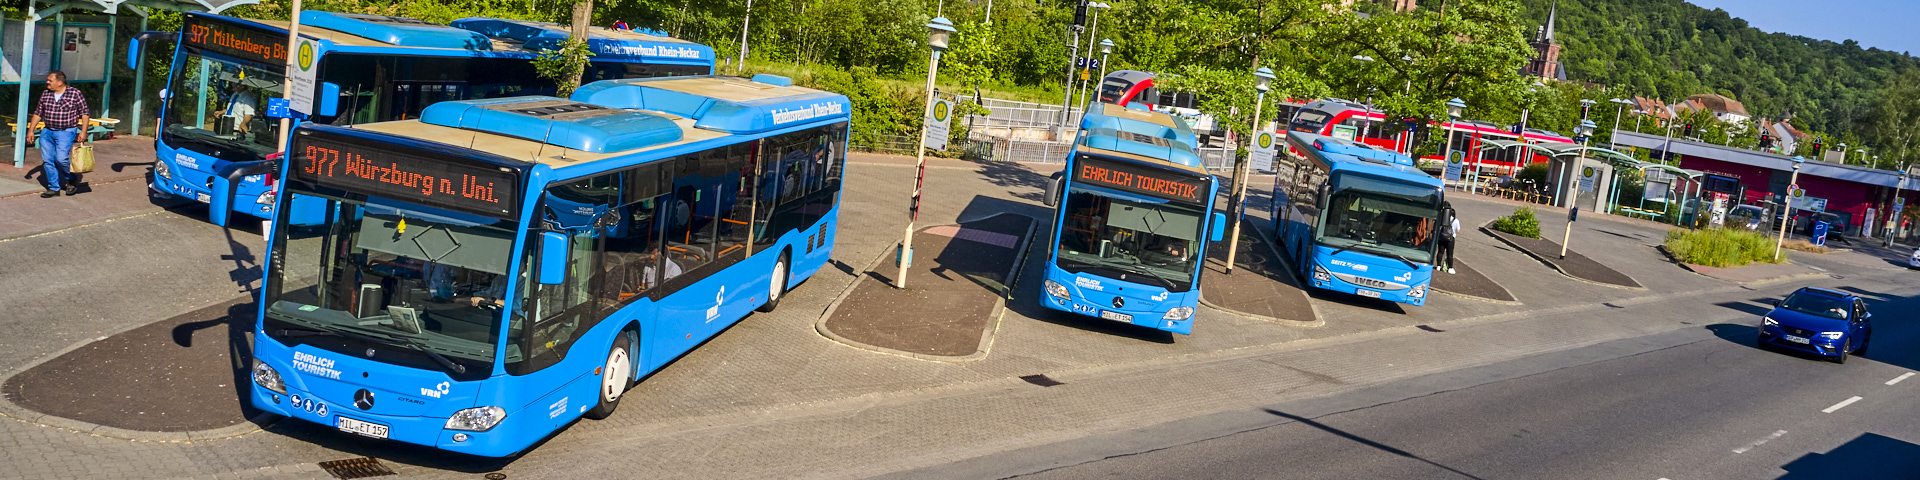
[29,70,90,197]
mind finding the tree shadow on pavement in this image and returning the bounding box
[970,158,1053,203]
[1713,300,1773,317]
[1777,432,1920,480]
[1262,409,1487,480]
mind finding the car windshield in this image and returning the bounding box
[264,188,518,380]
[1055,188,1206,291]
[1779,292,1850,321]
[1292,109,1333,133]
[1314,172,1441,264]
[164,48,286,158]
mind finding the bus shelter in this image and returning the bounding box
[7,0,254,168]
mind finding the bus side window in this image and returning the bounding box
[601,164,665,305]
[715,142,755,267]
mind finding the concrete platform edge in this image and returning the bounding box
[1198,222,1324,328]
[1479,222,1646,291]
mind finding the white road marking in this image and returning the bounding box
[1822,396,1864,413]
[1733,430,1788,454]
[1805,265,1828,272]
[1889,373,1915,385]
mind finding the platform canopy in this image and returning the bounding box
[10,0,256,167]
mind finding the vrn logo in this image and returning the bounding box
[420,381,451,399]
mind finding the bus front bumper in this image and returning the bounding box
[1310,265,1428,306]
[251,382,544,458]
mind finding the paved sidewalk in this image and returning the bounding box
[818,213,1035,359]
[1199,219,1319,325]
[1483,226,1643,289]
[0,136,166,240]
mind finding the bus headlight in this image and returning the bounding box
[1408,284,1427,299]
[1044,280,1070,300]
[253,361,285,394]
[257,191,275,205]
[445,406,507,432]
[1312,265,1331,282]
[154,160,171,180]
[1163,307,1194,321]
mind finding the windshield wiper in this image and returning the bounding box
[277,324,467,374]
[1325,242,1419,269]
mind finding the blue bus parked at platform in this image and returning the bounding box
[145,11,714,227]
[248,74,847,457]
[1270,131,1443,306]
[1041,102,1225,335]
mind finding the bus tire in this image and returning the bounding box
[585,335,634,420]
[758,252,789,313]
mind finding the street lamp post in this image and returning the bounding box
[1632,109,1646,133]
[736,0,754,74]
[1607,98,1632,151]
[1773,156,1805,262]
[896,17,957,289]
[1442,98,1465,191]
[1562,119,1596,258]
[1854,149,1866,165]
[1225,67,1276,273]
[1097,39,1114,90]
[1888,167,1909,248]
[1075,3,1110,111]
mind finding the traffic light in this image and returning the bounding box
[1812,137,1824,153]
[1074,0,1088,27]
[1759,132,1773,149]
[1683,124,1695,138]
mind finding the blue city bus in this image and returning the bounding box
[146,10,714,226]
[1271,131,1442,306]
[1040,103,1226,334]
[247,75,848,457]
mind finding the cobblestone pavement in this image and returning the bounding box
[2,153,1912,479]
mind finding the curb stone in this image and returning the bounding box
[1196,222,1324,328]
[1479,221,1645,291]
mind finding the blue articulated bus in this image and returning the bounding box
[146,10,714,227]
[247,74,848,457]
[1040,103,1226,334]
[1271,131,1443,306]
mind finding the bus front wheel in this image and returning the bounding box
[585,335,634,420]
[758,253,789,313]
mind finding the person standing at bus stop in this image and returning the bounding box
[1439,204,1460,274]
[27,70,90,198]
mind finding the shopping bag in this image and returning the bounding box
[70,141,95,174]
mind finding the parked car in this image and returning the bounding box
[1909,248,1919,269]
[1757,287,1873,363]
[1726,205,1769,230]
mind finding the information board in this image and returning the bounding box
[923,97,952,151]
[288,37,321,114]
[1249,130,1278,173]
[291,130,522,218]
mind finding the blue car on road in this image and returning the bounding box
[1757,287,1873,363]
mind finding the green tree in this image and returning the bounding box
[1865,69,1920,172]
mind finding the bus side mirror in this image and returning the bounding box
[127,38,141,70]
[209,160,276,228]
[1211,213,1228,242]
[1044,172,1064,208]
[317,82,341,117]
[538,231,569,285]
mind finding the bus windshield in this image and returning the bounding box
[1291,109,1332,133]
[1056,190,1204,291]
[1314,172,1441,265]
[264,189,517,380]
[164,48,286,158]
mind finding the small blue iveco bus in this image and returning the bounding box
[1271,131,1443,306]
[1041,103,1226,334]
[249,74,848,456]
[147,10,713,227]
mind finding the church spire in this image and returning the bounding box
[1542,0,1558,42]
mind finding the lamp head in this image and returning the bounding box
[1253,67,1275,93]
[1576,119,1597,136]
[1580,99,1597,106]
[1445,98,1467,119]
[1100,39,1114,55]
[1792,156,1805,169]
[927,17,957,51]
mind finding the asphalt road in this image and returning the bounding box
[949,294,1920,480]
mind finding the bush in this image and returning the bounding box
[1492,207,1543,239]
[1664,228,1787,267]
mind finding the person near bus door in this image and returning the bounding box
[27,70,90,198]
[1439,203,1460,274]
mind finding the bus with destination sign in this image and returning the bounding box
[248,74,847,456]
[1041,102,1225,335]
[1270,131,1444,306]
[144,10,714,227]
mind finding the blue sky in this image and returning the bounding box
[1685,0,1919,55]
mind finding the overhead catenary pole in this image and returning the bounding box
[736,0,753,74]
[897,18,956,289]
[1226,67,1276,273]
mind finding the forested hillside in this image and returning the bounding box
[1509,0,1920,135]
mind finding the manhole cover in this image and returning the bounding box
[318,457,396,479]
